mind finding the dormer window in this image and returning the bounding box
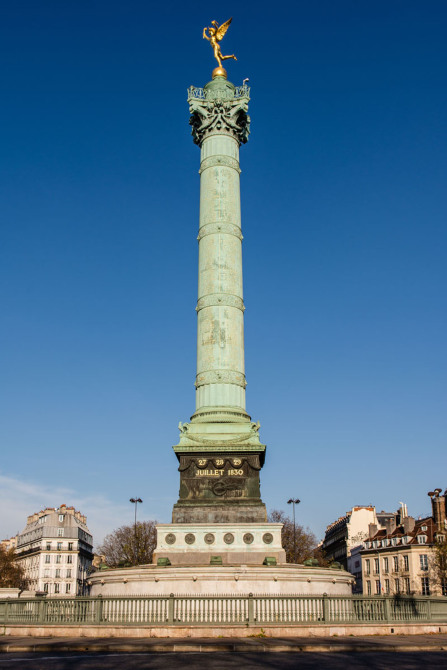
[59,514,64,522]
[437,535,445,543]
[418,535,427,544]
[392,538,397,546]
[421,525,427,531]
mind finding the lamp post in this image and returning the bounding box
[129,497,143,565]
[287,498,301,564]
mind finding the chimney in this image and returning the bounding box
[430,490,446,532]
[368,523,378,538]
[384,517,397,535]
[403,516,415,534]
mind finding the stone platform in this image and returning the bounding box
[87,563,353,597]
[153,523,286,566]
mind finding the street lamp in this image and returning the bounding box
[287,498,301,564]
[129,497,143,565]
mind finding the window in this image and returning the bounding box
[44,583,49,593]
[392,538,397,546]
[394,578,400,593]
[366,581,371,595]
[404,577,411,594]
[57,528,64,537]
[66,583,71,594]
[403,555,409,571]
[393,556,399,572]
[45,555,51,564]
[68,542,73,551]
[56,555,61,564]
[54,583,60,594]
[56,568,61,577]
[374,558,379,574]
[365,559,371,575]
[66,569,72,578]
[46,543,51,551]
[375,580,381,595]
[44,569,50,578]
[67,555,73,564]
[442,580,447,597]
[57,542,62,550]
[420,554,428,571]
[437,535,445,543]
[383,557,389,573]
[421,525,427,531]
[421,577,430,596]
[418,535,427,544]
[385,579,390,594]
[59,514,64,522]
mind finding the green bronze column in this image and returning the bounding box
[191,74,250,423]
[172,70,266,524]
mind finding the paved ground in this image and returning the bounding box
[2,634,447,654]
[0,634,447,669]
[0,651,447,669]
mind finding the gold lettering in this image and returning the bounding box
[227,469,244,476]
[195,469,224,477]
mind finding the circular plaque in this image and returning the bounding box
[165,533,176,545]
[185,533,196,545]
[224,532,235,545]
[204,533,215,545]
[243,533,254,545]
[263,532,274,544]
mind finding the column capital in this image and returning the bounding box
[187,80,250,147]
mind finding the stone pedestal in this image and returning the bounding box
[153,523,286,566]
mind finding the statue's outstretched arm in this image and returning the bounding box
[203,27,210,41]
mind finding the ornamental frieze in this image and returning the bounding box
[195,369,247,389]
[196,293,245,313]
[197,222,243,242]
[199,155,241,174]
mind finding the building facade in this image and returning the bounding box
[361,490,447,597]
[15,505,93,596]
[322,506,394,591]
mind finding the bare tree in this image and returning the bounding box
[268,509,324,564]
[0,546,27,589]
[97,520,157,567]
[431,536,447,595]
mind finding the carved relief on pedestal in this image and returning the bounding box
[177,453,262,502]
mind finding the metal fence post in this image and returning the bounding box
[384,596,391,622]
[426,598,432,621]
[168,593,175,624]
[248,593,254,625]
[4,600,10,625]
[95,595,103,624]
[322,593,330,623]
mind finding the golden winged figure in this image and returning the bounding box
[203,18,237,68]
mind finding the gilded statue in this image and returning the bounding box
[203,18,237,68]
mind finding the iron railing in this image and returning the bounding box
[1,594,446,626]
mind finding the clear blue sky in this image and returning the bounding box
[1,1,446,547]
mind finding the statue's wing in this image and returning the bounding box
[216,17,233,42]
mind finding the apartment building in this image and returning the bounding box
[361,490,447,597]
[15,505,93,596]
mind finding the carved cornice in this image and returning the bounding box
[195,369,247,389]
[199,155,241,174]
[189,96,250,147]
[197,222,243,241]
[196,294,245,313]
